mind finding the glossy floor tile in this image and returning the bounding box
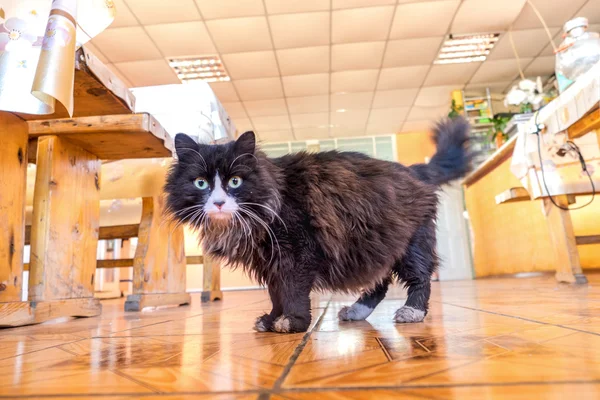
[2,273,600,399]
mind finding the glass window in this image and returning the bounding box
[375,136,395,161]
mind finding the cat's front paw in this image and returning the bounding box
[273,315,310,333]
[338,304,373,321]
[254,314,273,332]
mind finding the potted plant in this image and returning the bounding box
[504,77,544,113]
[448,99,463,119]
[489,113,512,148]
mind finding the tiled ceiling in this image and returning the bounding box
[89,0,600,142]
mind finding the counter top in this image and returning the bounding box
[463,103,600,188]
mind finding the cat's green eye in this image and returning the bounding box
[194,178,209,190]
[228,176,243,189]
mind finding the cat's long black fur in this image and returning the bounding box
[165,117,473,333]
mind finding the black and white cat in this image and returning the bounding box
[165,118,473,333]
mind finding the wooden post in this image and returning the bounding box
[202,256,223,302]
[0,112,28,303]
[124,195,191,311]
[542,195,588,284]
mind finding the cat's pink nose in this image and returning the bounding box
[214,200,225,209]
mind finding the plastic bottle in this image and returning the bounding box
[555,17,600,93]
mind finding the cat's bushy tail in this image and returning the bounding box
[409,117,474,186]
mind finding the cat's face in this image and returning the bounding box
[165,131,261,226]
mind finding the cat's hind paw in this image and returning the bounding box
[393,306,425,323]
[253,314,273,332]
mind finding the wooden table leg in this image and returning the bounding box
[202,256,223,302]
[24,136,102,324]
[0,113,28,324]
[124,195,191,311]
[542,195,588,284]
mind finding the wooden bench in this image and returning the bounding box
[1,46,227,327]
[496,187,598,284]
[0,47,192,327]
[0,113,194,328]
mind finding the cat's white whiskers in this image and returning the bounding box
[177,148,208,170]
[166,204,203,232]
[189,208,206,232]
[161,204,200,227]
[238,202,287,232]
[238,207,271,257]
[233,211,252,256]
[237,211,256,255]
[229,153,258,171]
[239,206,281,265]
[163,206,196,234]
[174,204,203,216]
[243,214,257,252]
[159,214,176,229]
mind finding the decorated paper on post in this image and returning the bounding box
[0,0,115,116]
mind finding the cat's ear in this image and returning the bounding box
[234,131,256,155]
[174,133,199,161]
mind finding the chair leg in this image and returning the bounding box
[201,256,223,302]
[124,195,191,311]
[542,195,587,284]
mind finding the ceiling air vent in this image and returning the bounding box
[434,33,500,65]
[168,56,230,83]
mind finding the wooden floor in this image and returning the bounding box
[2,273,600,399]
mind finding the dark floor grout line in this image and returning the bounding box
[289,360,391,386]
[439,301,600,337]
[271,299,332,391]
[403,359,482,385]
[419,389,458,400]
[0,337,88,362]
[277,379,600,392]
[0,390,265,399]
[99,320,179,337]
[394,389,440,400]
[482,338,512,352]
[231,353,290,369]
[257,392,272,400]
[0,300,270,361]
[110,369,162,394]
[101,298,269,337]
[7,379,600,399]
[56,345,79,356]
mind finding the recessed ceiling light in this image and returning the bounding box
[168,56,230,83]
[336,109,346,113]
[434,33,500,65]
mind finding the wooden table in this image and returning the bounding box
[463,105,600,284]
[0,48,190,327]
